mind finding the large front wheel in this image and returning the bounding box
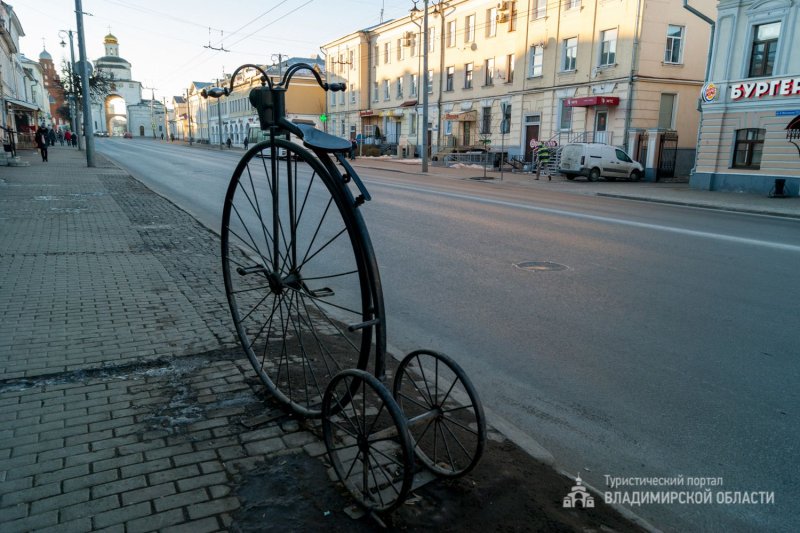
[221,138,384,417]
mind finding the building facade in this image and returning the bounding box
[323,0,716,178]
[37,47,69,131]
[89,33,165,137]
[1,1,41,150]
[692,0,800,195]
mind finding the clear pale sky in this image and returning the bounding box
[12,0,412,105]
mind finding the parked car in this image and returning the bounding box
[558,143,643,182]
[123,132,133,139]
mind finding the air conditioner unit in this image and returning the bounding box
[402,38,412,47]
[496,13,509,23]
[497,1,510,11]
[404,31,414,39]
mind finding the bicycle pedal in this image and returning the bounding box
[310,287,334,298]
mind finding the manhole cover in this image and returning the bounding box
[514,261,568,272]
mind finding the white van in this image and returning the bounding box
[558,143,643,182]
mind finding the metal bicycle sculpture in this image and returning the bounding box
[213,63,486,514]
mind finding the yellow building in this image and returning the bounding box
[323,0,715,178]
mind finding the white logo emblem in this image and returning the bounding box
[563,475,595,508]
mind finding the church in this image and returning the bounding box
[89,33,165,137]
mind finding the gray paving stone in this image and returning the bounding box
[121,481,177,506]
[60,494,120,522]
[126,508,185,533]
[176,472,230,492]
[92,501,151,529]
[186,496,240,520]
[162,516,219,533]
[153,487,209,512]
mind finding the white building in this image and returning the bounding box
[89,33,165,137]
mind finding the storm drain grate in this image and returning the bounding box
[514,261,568,272]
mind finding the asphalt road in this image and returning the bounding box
[98,137,799,532]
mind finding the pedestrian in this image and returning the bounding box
[536,143,551,181]
[64,130,71,145]
[350,139,357,160]
[161,132,164,140]
[57,130,64,146]
[48,128,56,146]
[35,126,48,162]
[226,137,232,149]
[243,136,249,150]
[72,133,77,147]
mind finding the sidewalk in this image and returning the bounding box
[349,156,800,219]
[0,146,647,532]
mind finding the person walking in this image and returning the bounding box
[226,137,232,149]
[71,133,77,147]
[35,126,49,162]
[64,130,72,146]
[243,136,249,150]
[350,139,357,161]
[57,130,64,146]
[47,128,56,146]
[536,143,551,181]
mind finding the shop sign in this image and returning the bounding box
[730,77,800,100]
[701,83,718,102]
[776,110,800,116]
[359,110,375,117]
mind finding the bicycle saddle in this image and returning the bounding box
[296,124,352,153]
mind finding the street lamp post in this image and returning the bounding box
[75,0,95,166]
[185,89,193,145]
[58,29,81,150]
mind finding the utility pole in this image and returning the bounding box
[421,0,429,172]
[162,97,169,141]
[142,86,157,138]
[75,0,94,166]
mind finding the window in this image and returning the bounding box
[481,106,492,134]
[465,62,474,88]
[445,120,453,136]
[349,50,354,69]
[446,66,454,91]
[447,20,456,48]
[600,29,617,66]
[465,14,476,42]
[427,69,433,93]
[664,25,684,64]
[559,100,573,130]
[350,84,356,104]
[749,22,780,78]
[384,42,390,64]
[373,81,379,102]
[509,2,517,31]
[566,0,580,9]
[533,0,547,19]
[732,128,765,168]
[338,55,344,73]
[396,76,404,98]
[505,54,515,83]
[501,104,511,133]
[529,45,543,77]
[410,113,417,134]
[373,45,379,66]
[383,79,390,100]
[428,27,436,52]
[411,73,418,96]
[485,57,495,85]
[397,39,402,60]
[487,8,498,37]
[339,90,345,104]
[658,93,676,129]
[330,93,336,107]
[562,37,577,71]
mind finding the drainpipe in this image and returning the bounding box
[683,0,715,179]
[623,0,644,152]
[683,0,715,80]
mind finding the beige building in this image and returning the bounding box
[323,0,715,178]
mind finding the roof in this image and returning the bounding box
[39,48,52,60]
[173,96,186,104]
[96,56,131,66]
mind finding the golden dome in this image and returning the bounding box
[104,33,118,45]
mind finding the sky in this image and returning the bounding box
[11,0,413,105]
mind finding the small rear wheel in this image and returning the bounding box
[322,369,414,513]
[588,168,601,182]
[392,350,486,478]
[630,170,642,182]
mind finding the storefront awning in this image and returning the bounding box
[5,97,39,111]
[400,99,418,107]
[359,110,375,117]
[565,96,620,107]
